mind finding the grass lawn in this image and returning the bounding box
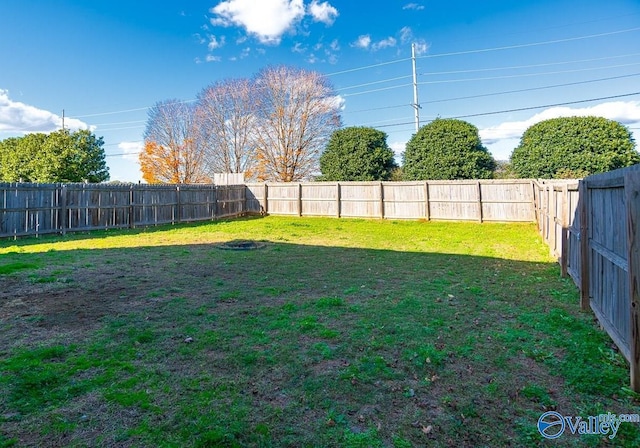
[0,216,638,447]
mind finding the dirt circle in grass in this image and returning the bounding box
[216,239,266,250]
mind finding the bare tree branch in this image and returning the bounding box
[252,66,342,182]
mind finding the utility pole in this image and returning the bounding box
[62,109,65,131]
[411,43,421,133]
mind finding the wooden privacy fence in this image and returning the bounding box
[533,180,581,275]
[0,183,246,238]
[246,180,536,222]
[535,168,640,391]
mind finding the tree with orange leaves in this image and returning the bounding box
[139,100,210,184]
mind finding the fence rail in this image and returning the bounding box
[0,183,246,238]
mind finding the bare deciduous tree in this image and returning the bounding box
[141,67,343,184]
[140,100,210,184]
[252,66,342,182]
[196,78,258,179]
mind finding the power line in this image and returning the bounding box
[92,119,147,127]
[325,57,411,77]
[61,28,640,124]
[422,73,640,104]
[420,27,640,59]
[336,75,412,91]
[341,60,640,98]
[421,52,640,76]
[43,26,638,130]
[452,91,640,119]
[342,83,413,97]
[343,104,409,115]
[359,116,415,126]
[418,62,640,85]
[97,125,146,132]
[373,121,416,129]
[73,99,197,119]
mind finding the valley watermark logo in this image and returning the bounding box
[537,411,640,440]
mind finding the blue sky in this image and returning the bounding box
[1,0,639,182]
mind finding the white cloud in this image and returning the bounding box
[297,39,339,64]
[480,101,640,145]
[309,0,338,25]
[206,54,222,62]
[0,89,90,134]
[412,41,429,55]
[352,35,371,49]
[403,3,425,10]
[210,0,305,44]
[352,35,399,52]
[398,26,429,54]
[292,42,306,53]
[389,141,406,160]
[328,94,346,111]
[207,34,226,50]
[372,37,397,51]
[118,141,144,161]
[399,26,412,44]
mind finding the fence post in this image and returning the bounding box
[176,185,182,224]
[213,186,218,219]
[579,180,590,311]
[625,172,640,392]
[476,181,483,223]
[336,183,341,218]
[424,181,430,221]
[129,185,135,229]
[550,185,557,258]
[541,184,547,240]
[263,183,268,215]
[242,183,247,216]
[531,180,539,228]
[298,183,303,217]
[380,182,385,219]
[560,183,569,277]
[60,184,67,236]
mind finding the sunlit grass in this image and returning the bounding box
[0,216,550,261]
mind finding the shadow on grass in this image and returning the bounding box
[0,236,638,447]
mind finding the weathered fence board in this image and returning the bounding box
[534,166,640,391]
[625,170,640,391]
[245,180,535,222]
[382,182,425,219]
[0,183,61,237]
[0,183,246,238]
[583,170,632,367]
